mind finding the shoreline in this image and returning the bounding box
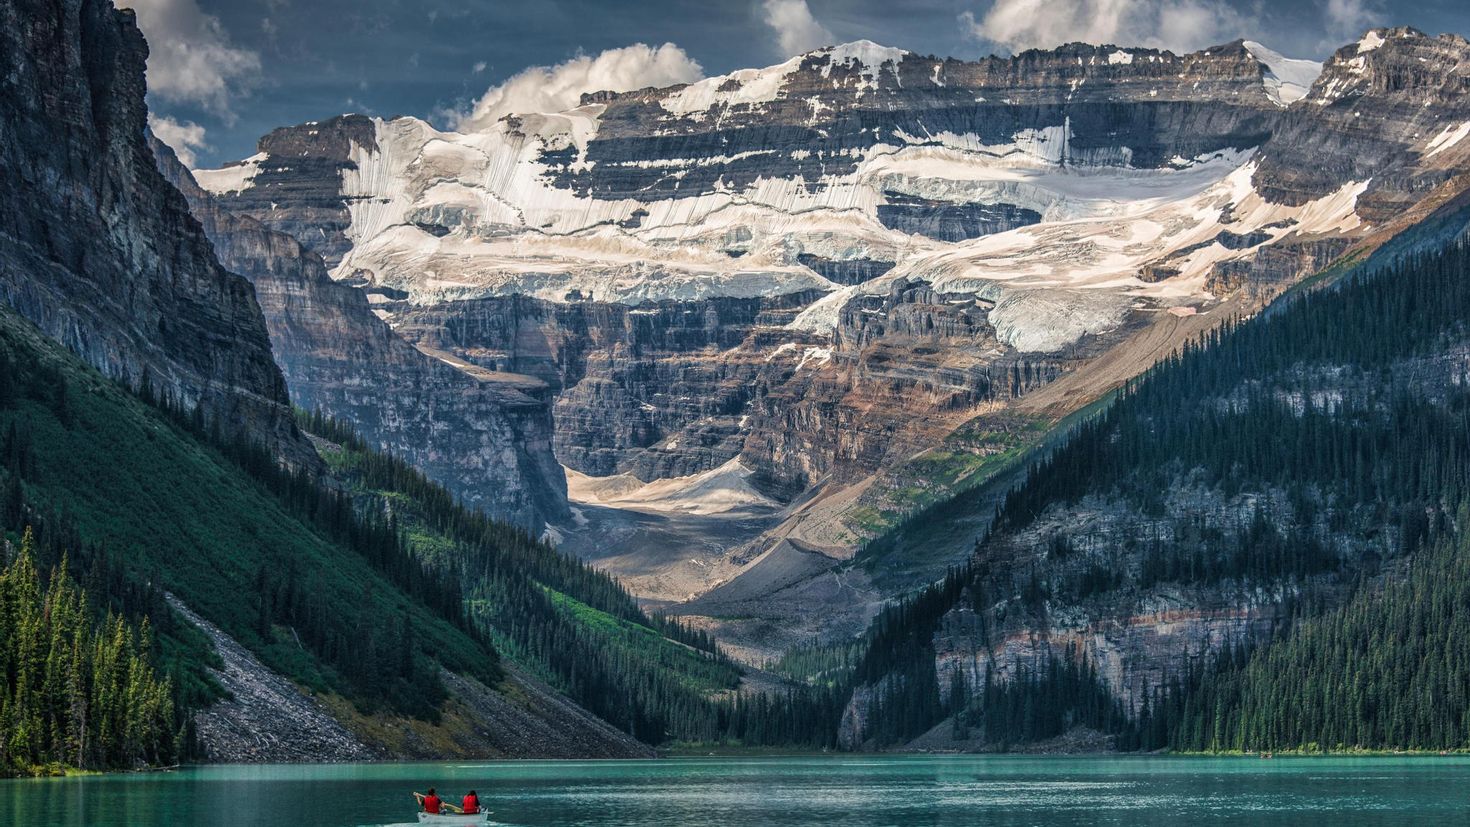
[9,749,1469,779]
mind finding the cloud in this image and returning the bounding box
[120,0,260,119]
[762,0,835,57]
[148,113,208,168]
[457,43,703,131]
[963,0,1255,54]
[1321,0,1383,47]
[473,61,488,74]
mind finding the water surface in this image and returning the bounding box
[3,755,1467,826]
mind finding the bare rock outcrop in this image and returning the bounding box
[168,597,379,764]
[0,0,313,466]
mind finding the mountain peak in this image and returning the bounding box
[819,40,909,66]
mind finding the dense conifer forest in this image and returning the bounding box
[841,235,1470,751]
[0,531,177,775]
[11,225,1470,765]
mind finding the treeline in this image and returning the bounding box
[298,407,721,655]
[299,408,747,742]
[950,646,1134,748]
[850,563,971,745]
[1,308,847,754]
[0,531,177,775]
[769,638,863,686]
[997,240,1470,538]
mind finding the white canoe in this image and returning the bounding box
[417,813,491,825]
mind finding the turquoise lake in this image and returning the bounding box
[3,755,1468,826]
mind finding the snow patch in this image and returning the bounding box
[1107,50,1133,65]
[1243,41,1322,106]
[659,54,804,116]
[1426,121,1470,158]
[794,346,833,370]
[1357,31,1385,53]
[823,41,907,92]
[194,153,266,194]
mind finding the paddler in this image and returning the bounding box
[461,790,481,815]
[414,788,444,814]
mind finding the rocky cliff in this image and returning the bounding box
[0,0,310,465]
[194,28,1470,659]
[1253,28,1470,220]
[152,138,567,526]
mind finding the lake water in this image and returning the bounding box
[2,755,1467,826]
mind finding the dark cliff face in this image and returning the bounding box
[151,138,568,527]
[0,0,310,464]
[219,114,378,269]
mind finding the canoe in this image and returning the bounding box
[417,813,491,825]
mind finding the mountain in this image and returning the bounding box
[150,136,567,527]
[0,0,790,772]
[840,196,1470,751]
[198,28,1470,660]
[10,0,1470,763]
[0,0,310,468]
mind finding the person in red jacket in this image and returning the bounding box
[415,788,442,814]
[461,790,480,815]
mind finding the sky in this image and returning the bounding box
[123,0,1470,169]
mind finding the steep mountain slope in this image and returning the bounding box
[0,302,648,759]
[151,137,567,527]
[0,0,309,466]
[197,28,1470,658]
[0,0,769,764]
[840,199,1470,750]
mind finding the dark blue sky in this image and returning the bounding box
[126,0,1470,168]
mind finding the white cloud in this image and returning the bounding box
[762,0,835,57]
[148,113,208,168]
[963,0,1255,54]
[457,43,703,131]
[472,61,488,74]
[120,0,260,119]
[1321,0,1382,48]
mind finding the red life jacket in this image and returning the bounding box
[462,794,480,815]
[424,795,442,814]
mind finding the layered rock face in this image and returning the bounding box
[554,41,1282,200]
[391,292,818,481]
[1254,29,1470,220]
[192,29,1470,658]
[0,0,308,463]
[152,138,567,526]
[195,115,378,270]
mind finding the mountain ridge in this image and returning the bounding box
[194,25,1470,662]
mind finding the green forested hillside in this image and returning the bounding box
[0,304,843,767]
[301,411,747,744]
[0,306,498,736]
[843,231,1470,751]
[1170,509,1470,751]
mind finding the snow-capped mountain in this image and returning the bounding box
[195,28,1470,655]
